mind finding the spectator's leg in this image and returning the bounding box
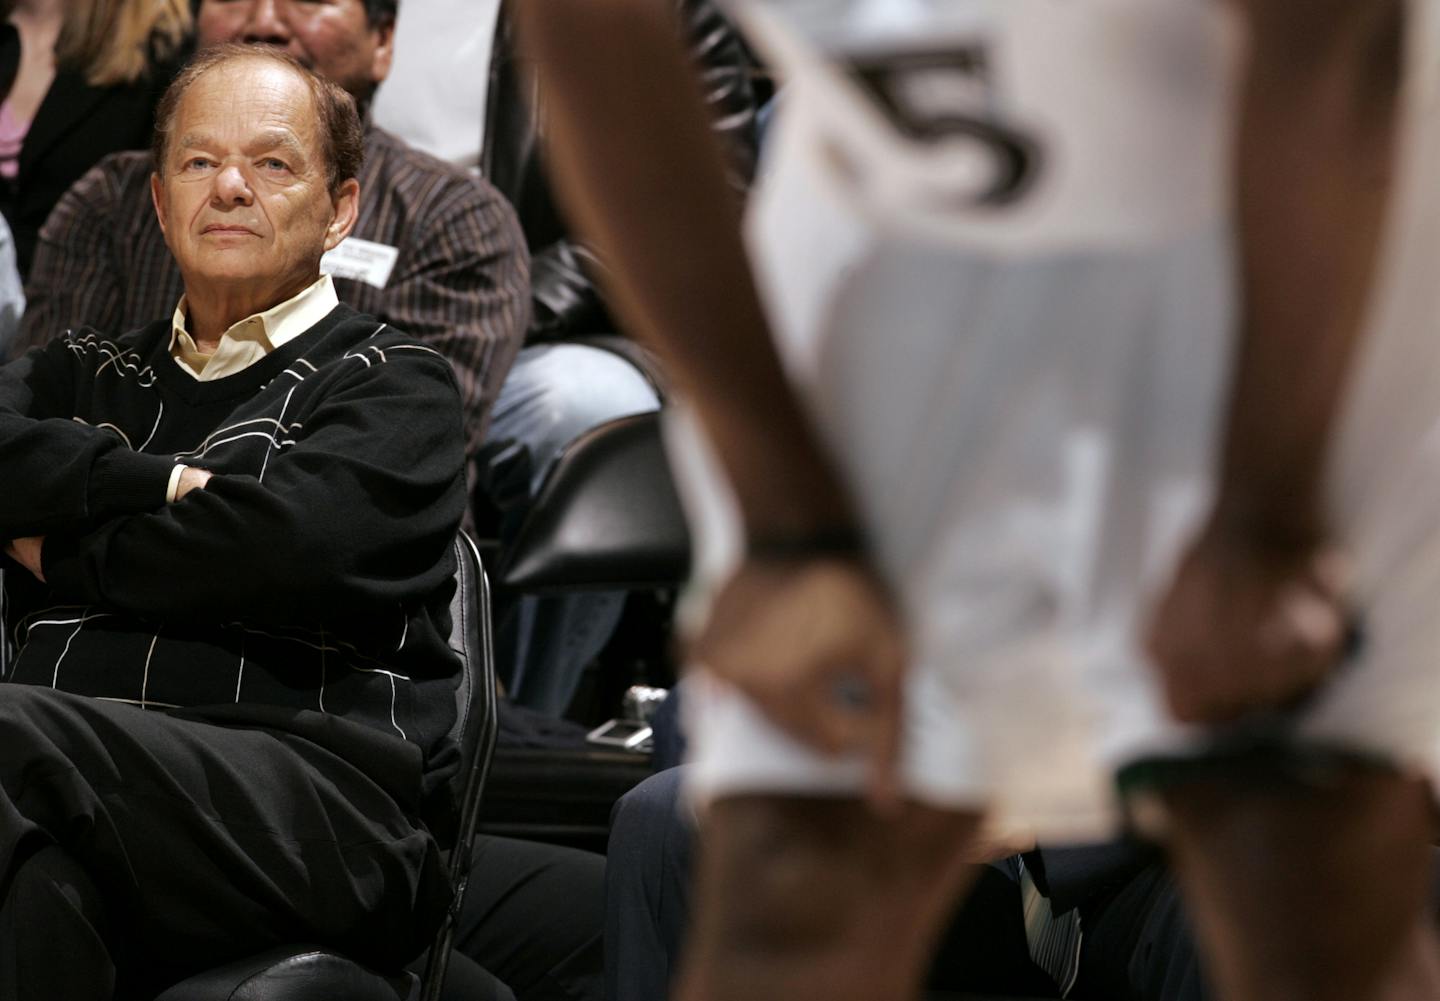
[426,951,518,1001]
[1160,766,1440,1001]
[0,687,449,992]
[1072,861,1208,1001]
[606,767,694,1001]
[481,343,661,715]
[0,844,113,1001]
[676,795,983,1001]
[451,834,606,1001]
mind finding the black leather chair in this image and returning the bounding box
[480,412,688,848]
[501,411,690,593]
[0,535,499,1001]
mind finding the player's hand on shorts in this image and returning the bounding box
[1146,519,1349,725]
[693,555,907,807]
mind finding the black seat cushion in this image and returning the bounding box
[150,946,415,1001]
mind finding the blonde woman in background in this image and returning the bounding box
[0,0,189,276]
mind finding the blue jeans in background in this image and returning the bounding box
[481,342,661,716]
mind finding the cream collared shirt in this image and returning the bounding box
[163,275,339,501]
[169,274,339,381]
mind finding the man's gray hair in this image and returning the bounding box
[152,44,365,195]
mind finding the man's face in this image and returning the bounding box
[150,58,358,307]
[196,0,393,101]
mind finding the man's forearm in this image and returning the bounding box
[39,357,467,633]
[528,0,758,342]
[517,0,856,542]
[1217,0,1405,540]
[0,347,177,536]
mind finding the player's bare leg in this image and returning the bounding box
[1161,764,1440,1001]
[675,795,986,1001]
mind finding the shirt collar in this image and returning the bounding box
[169,274,339,380]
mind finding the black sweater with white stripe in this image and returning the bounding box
[0,305,468,802]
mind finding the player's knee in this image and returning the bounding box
[702,798,880,954]
[1160,767,1438,1000]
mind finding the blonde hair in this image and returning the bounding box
[55,0,192,87]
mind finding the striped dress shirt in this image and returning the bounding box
[16,126,529,455]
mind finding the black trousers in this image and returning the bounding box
[453,835,605,1001]
[1068,863,1204,1001]
[0,686,449,1000]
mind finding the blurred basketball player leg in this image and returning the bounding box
[1149,4,1440,999]
[1160,770,1439,1001]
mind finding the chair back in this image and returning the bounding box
[418,531,500,1001]
[501,412,691,593]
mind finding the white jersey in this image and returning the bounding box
[677,0,1440,837]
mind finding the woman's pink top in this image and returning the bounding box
[0,100,30,179]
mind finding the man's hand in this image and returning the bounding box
[1146,518,1350,725]
[175,466,213,500]
[693,556,907,807]
[4,535,46,583]
[5,466,213,583]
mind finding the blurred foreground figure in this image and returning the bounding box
[521,1,1440,999]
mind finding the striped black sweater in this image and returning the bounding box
[0,304,468,799]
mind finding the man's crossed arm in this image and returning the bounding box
[0,333,466,641]
[5,466,212,583]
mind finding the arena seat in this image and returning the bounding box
[501,410,688,593]
[480,412,686,848]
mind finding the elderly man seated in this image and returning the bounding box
[14,0,666,719]
[0,46,467,999]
